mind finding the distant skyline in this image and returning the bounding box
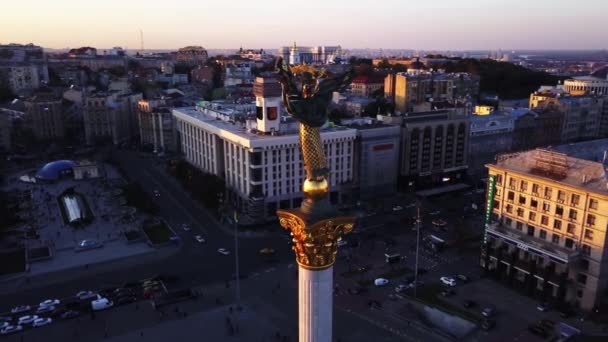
[2,0,607,50]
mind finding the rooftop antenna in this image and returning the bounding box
[139,29,144,53]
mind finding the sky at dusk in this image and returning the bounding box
[2,0,607,50]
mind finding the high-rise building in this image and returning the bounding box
[176,46,208,66]
[482,140,608,311]
[23,91,65,141]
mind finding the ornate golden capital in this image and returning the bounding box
[278,211,355,270]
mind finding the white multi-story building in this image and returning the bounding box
[173,76,357,223]
[278,43,344,65]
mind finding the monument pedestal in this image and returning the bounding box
[298,266,333,342]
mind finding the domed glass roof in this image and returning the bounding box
[36,160,76,181]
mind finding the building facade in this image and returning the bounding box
[83,92,142,145]
[23,92,65,141]
[138,99,177,153]
[350,75,384,97]
[468,111,514,176]
[342,118,400,197]
[0,112,10,152]
[564,76,608,96]
[400,110,469,188]
[224,62,254,87]
[176,46,208,66]
[172,77,356,223]
[278,43,343,65]
[482,141,608,311]
[386,71,454,114]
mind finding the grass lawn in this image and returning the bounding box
[0,250,26,276]
[143,221,174,245]
[404,283,481,323]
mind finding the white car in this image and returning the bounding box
[36,305,55,314]
[39,299,60,308]
[392,206,404,212]
[217,248,230,255]
[18,315,39,325]
[440,276,456,287]
[76,290,99,300]
[0,325,22,335]
[32,317,52,328]
[195,235,206,243]
[91,297,114,311]
[374,278,389,287]
[11,305,30,314]
[182,224,191,232]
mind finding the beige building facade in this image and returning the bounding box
[482,141,608,311]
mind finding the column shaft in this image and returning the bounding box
[299,266,333,342]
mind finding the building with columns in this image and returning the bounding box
[138,99,177,153]
[278,43,343,65]
[482,139,608,311]
[563,76,608,96]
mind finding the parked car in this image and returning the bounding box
[36,305,55,315]
[537,302,552,312]
[528,324,549,338]
[0,325,22,335]
[194,235,206,243]
[60,310,80,320]
[217,248,230,255]
[392,205,403,212]
[17,315,39,325]
[153,190,160,197]
[32,317,52,328]
[463,300,477,308]
[374,278,389,287]
[181,223,191,232]
[75,239,102,251]
[76,291,99,301]
[11,305,30,314]
[440,289,455,297]
[440,276,457,287]
[259,248,275,255]
[113,288,135,297]
[481,319,495,331]
[456,274,469,283]
[91,298,114,311]
[39,299,60,308]
[539,319,556,329]
[116,296,137,306]
[394,284,408,293]
[481,306,496,318]
[0,322,9,330]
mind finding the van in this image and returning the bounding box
[91,297,114,311]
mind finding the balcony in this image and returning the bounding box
[486,222,579,265]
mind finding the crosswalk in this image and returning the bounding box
[405,248,462,271]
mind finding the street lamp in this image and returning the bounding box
[414,201,421,299]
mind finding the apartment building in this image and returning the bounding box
[482,140,608,310]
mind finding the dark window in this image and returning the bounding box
[532,183,539,193]
[584,229,594,241]
[552,234,560,244]
[508,191,514,201]
[505,217,512,226]
[495,174,503,184]
[530,199,538,208]
[557,190,566,201]
[587,214,596,226]
[565,238,574,249]
[555,205,563,216]
[571,194,580,206]
[589,199,598,210]
[569,209,578,220]
[540,230,547,239]
[516,221,523,231]
[541,215,549,225]
[506,204,513,213]
[520,181,528,192]
[582,244,591,256]
[517,208,524,217]
[577,273,587,285]
[529,212,536,221]
[553,220,562,230]
[256,106,263,120]
[579,259,589,271]
[544,187,552,197]
[527,226,535,236]
[542,202,550,212]
[519,195,526,205]
[567,223,575,234]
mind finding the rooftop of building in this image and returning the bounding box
[351,75,385,84]
[173,105,355,143]
[569,75,608,82]
[341,117,398,130]
[491,139,608,194]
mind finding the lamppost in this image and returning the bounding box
[414,201,421,299]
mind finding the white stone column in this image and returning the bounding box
[299,266,333,342]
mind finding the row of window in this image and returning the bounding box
[497,174,599,210]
